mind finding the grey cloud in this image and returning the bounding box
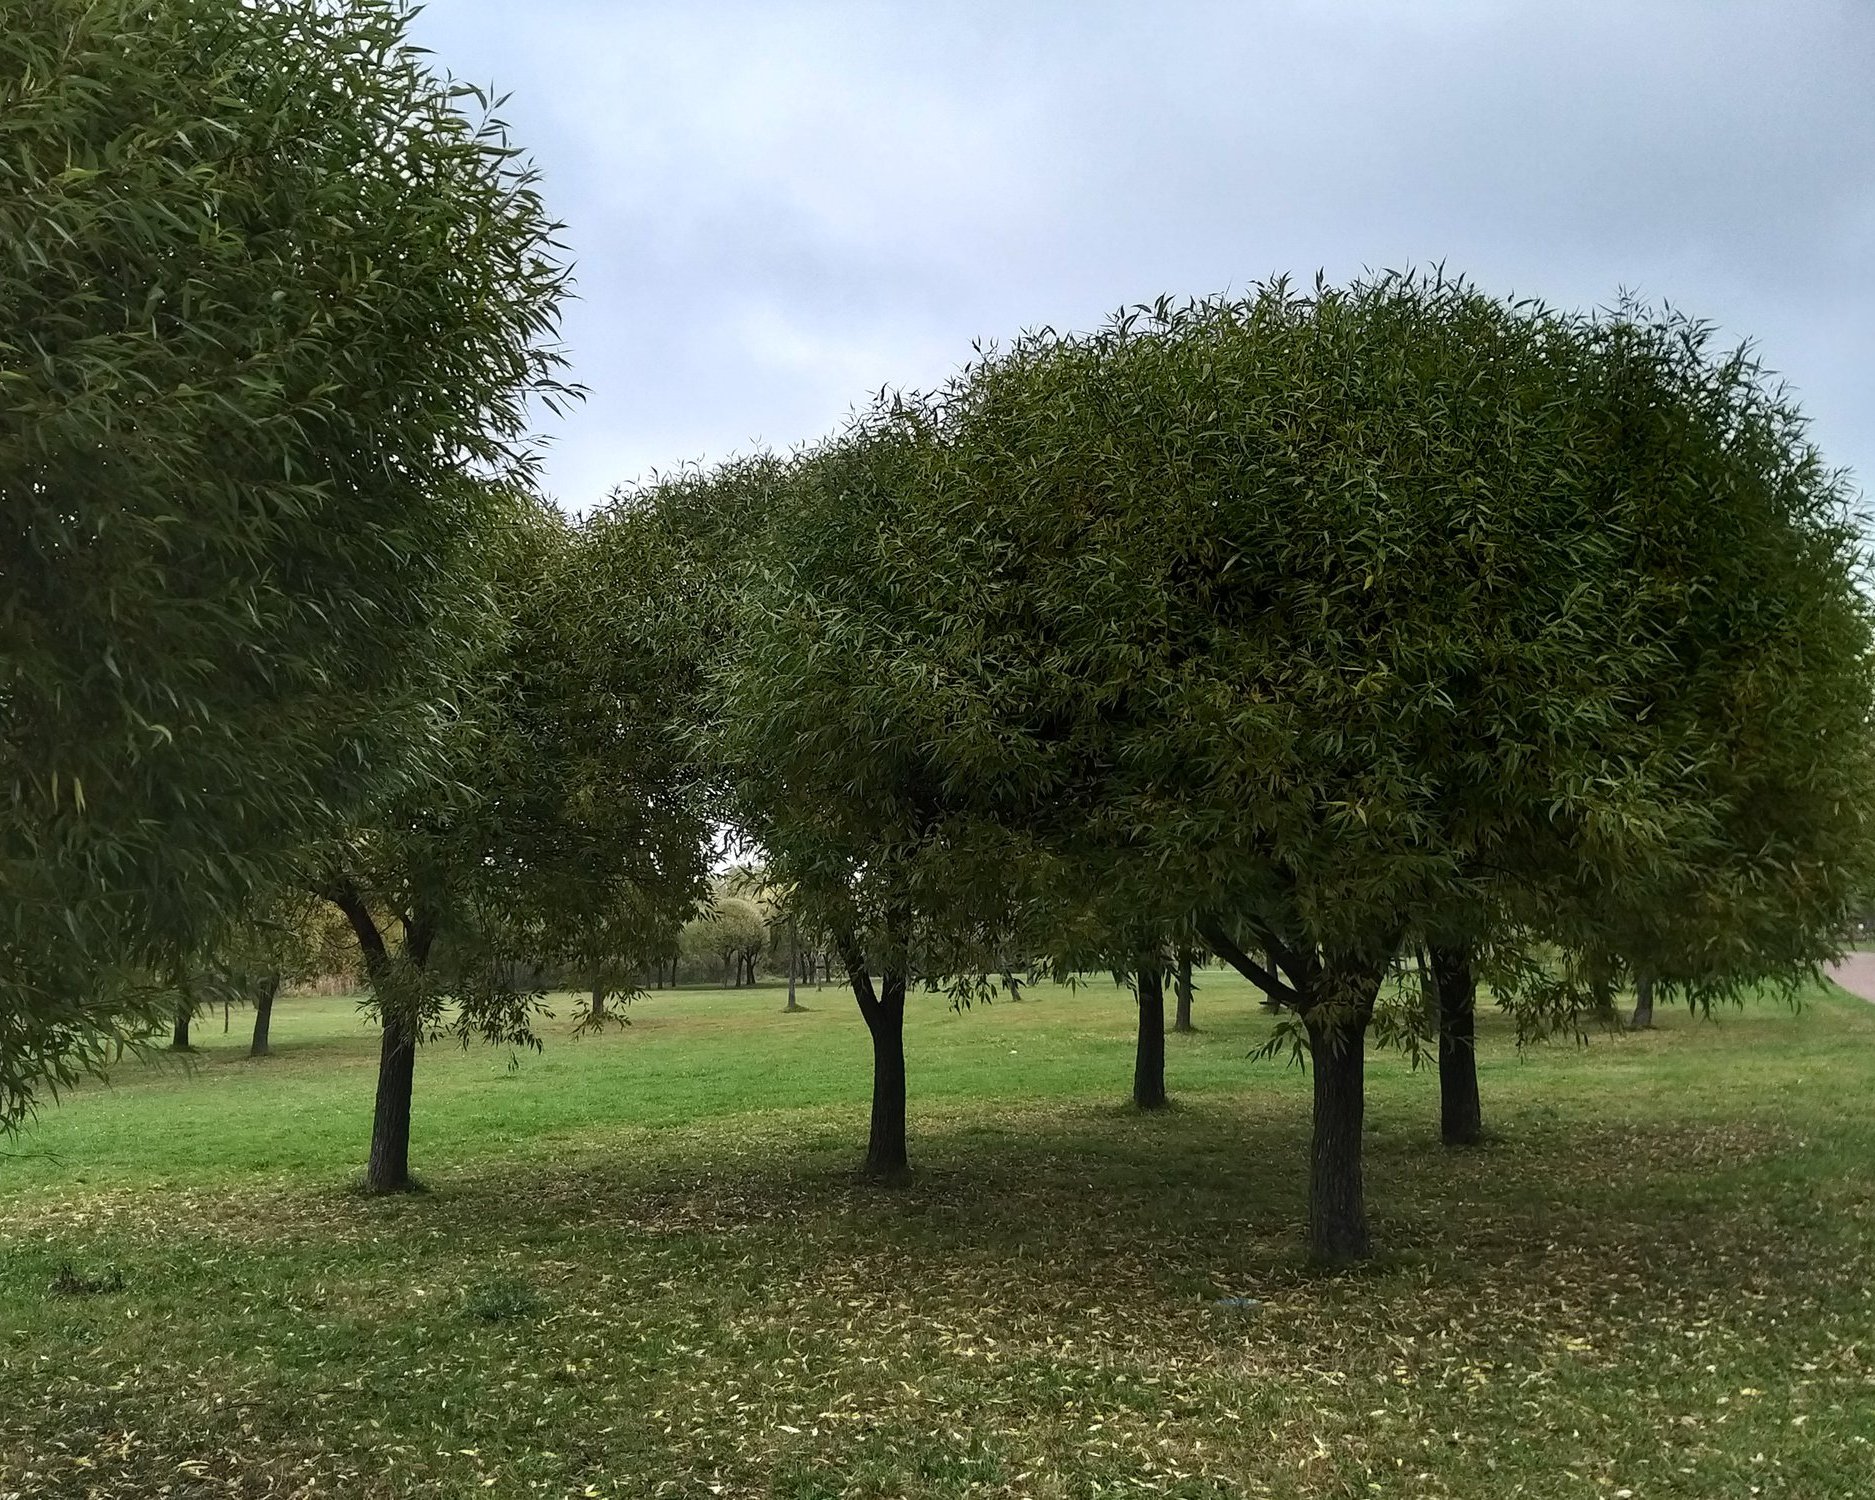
[410,0,1875,509]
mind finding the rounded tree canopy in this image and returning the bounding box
[714,272,1875,994]
[0,0,573,1123]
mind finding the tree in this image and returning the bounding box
[219,889,339,1059]
[1131,960,1168,1110]
[1443,301,1875,1110]
[317,507,711,1192]
[702,432,1029,1182]
[783,914,804,1013]
[784,274,1875,1261]
[680,895,767,986]
[1428,944,1482,1145]
[0,0,573,1128]
[1172,948,1197,1034]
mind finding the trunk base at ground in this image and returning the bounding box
[248,981,277,1058]
[169,1003,192,1052]
[1303,952,1386,1264]
[1134,964,1168,1108]
[861,985,908,1180]
[362,1013,420,1194]
[1307,1009,1371,1262]
[843,946,910,1183]
[1629,974,1655,1030]
[1431,944,1482,1146]
[1172,949,1195,1033]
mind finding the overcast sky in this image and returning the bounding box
[406,1,1873,513]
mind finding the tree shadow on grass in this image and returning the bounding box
[303,1088,1849,1304]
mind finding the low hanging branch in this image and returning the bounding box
[1195,916,1302,1009]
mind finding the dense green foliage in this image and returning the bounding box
[705,274,1875,1255]
[314,503,711,1189]
[0,0,573,1124]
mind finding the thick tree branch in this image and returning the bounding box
[315,873,390,985]
[1196,915,1303,1008]
[404,908,439,971]
[833,922,882,1025]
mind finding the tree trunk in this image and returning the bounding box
[839,929,910,1182]
[1303,954,1384,1263]
[1133,963,1168,1109]
[249,976,278,1058]
[1629,972,1655,1030]
[591,979,607,1020]
[1430,942,1482,1146]
[170,999,192,1051]
[1258,948,1284,1012]
[363,1008,419,1194]
[1172,947,1195,1033]
[1306,1005,1370,1263]
[1197,918,1389,1258]
[324,878,428,1194]
[862,969,908,1180]
[785,921,802,1012]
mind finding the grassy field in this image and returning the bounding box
[2,972,1872,1498]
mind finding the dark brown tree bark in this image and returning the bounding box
[1258,949,1284,1013]
[1134,962,1168,1108]
[248,975,278,1058]
[1202,921,1385,1261]
[1629,972,1655,1030]
[838,925,910,1182]
[591,979,607,1019]
[1195,917,1293,1012]
[325,880,431,1194]
[169,998,193,1051]
[1430,942,1482,1146]
[1306,994,1372,1263]
[364,1008,418,1193]
[1301,947,1388,1262]
[1172,947,1196,1033]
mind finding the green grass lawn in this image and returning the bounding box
[2,972,1872,1498]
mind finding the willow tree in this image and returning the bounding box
[318,507,712,1193]
[1420,302,1875,1138]
[696,432,1035,1182]
[0,0,572,1127]
[802,274,1875,1260]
